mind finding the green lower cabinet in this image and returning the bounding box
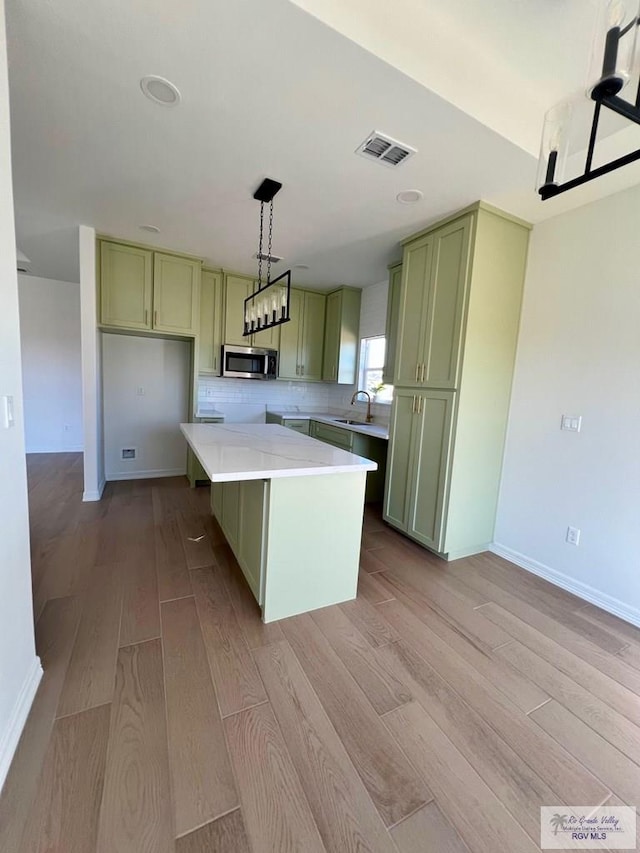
[309,421,387,502]
[265,412,310,435]
[383,389,455,552]
[211,479,266,604]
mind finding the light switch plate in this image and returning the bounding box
[561,415,582,432]
[2,395,15,429]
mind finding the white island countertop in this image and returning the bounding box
[181,423,378,482]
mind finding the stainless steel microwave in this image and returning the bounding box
[221,345,278,380]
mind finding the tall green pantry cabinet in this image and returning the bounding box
[384,202,530,559]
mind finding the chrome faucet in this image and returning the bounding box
[350,390,373,423]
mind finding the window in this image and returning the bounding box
[358,336,393,403]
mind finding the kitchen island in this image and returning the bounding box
[180,423,377,622]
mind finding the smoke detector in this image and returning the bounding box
[355,131,417,167]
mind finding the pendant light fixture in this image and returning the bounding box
[538,0,640,199]
[243,178,291,336]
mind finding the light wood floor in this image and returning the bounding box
[1,453,639,852]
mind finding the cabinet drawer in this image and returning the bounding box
[283,419,310,435]
[310,421,354,451]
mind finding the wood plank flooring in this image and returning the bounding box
[2,452,639,852]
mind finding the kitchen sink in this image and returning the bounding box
[333,419,366,425]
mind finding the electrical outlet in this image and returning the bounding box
[136,386,145,396]
[561,415,582,432]
[64,424,72,432]
[121,448,136,460]
[566,526,581,546]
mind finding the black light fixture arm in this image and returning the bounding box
[539,13,640,200]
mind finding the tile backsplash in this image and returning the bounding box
[197,375,391,425]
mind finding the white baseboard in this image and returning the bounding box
[26,446,84,454]
[105,468,186,482]
[83,476,105,502]
[490,542,640,629]
[0,656,43,793]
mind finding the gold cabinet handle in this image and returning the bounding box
[415,363,420,382]
[418,395,423,414]
[412,395,416,413]
[144,309,148,326]
[154,310,158,327]
[420,363,426,383]
[301,365,304,375]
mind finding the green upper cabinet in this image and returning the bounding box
[224,274,253,346]
[278,288,326,381]
[100,241,153,330]
[383,262,402,385]
[395,216,471,389]
[99,240,200,336]
[278,288,303,379]
[321,287,361,384]
[300,290,326,380]
[422,217,471,388]
[198,269,223,375]
[153,252,201,336]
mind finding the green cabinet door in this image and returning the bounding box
[407,390,455,550]
[198,269,223,374]
[422,217,472,388]
[300,290,326,380]
[224,274,253,346]
[278,288,303,379]
[153,252,200,335]
[383,389,416,531]
[100,241,153,330]
[383,263,402,385]
[322,291,340,381]
[321,288,361,384]
[395,235,433,387]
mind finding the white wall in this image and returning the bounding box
[0,0,41,792]
[79,225,104,500]
[18,274,83,452]
[103,333,190,480]
[329,278,390,421]
[495,184,640,626]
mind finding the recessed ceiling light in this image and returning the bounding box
[396,190,423,204]
[139,224,160,234]
[140,76,181,106]
[292,263,310,270]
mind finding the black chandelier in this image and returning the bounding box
[243,178,291,336]
[538,0,640,200]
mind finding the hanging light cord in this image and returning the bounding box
[257,201,264,288]
[267,199,273,286]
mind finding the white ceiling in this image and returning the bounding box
[7,0,640,287]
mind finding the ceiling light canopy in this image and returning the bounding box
[538,0,640,199]
[139,224,160,233]
[396,189,423,204]
[140,75,181,106]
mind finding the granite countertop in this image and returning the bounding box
[180,423,378,482]
[267,410,389,441]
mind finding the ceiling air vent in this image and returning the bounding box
[355,131,417,168]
